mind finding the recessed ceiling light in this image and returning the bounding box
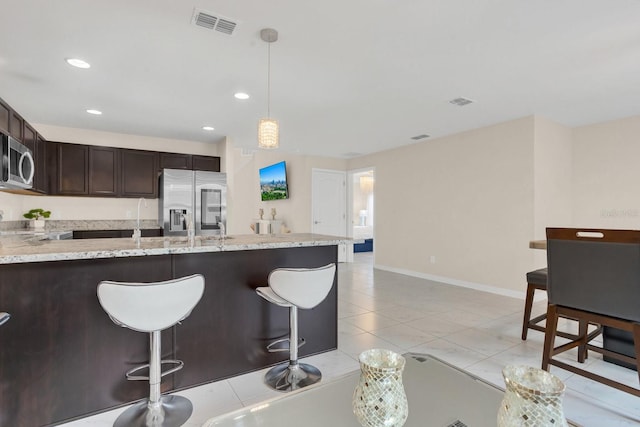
[234,92,250,100]
[66,58,91,69]
[86,109,102,115]
[202,126,215,131]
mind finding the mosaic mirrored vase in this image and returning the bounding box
[352,349,408,427]
[498,365,568,427]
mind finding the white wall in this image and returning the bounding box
[572,115,640,229]
[532,116,573,267]
[348,117,537,294]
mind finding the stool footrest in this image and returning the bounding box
[266,337,306,353]
[125,359,184,381]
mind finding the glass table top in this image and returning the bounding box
[202,353,517,427]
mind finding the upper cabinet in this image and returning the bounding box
[0,99,10,134]
[192,155,220,172]
[89,146,119,197]
[120,149,158,197]
[8,110,24,141]
[53,142,89,195]
[33,134,48,194]
[159,152,220,172]
[159,152,192,170]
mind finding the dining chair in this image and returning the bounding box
[543,227,640,396]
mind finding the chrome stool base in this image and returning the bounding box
[264,362,322,392]
[113,395,193,427]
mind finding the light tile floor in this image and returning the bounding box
[61,253,640,427]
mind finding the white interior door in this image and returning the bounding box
[312,169,347,262]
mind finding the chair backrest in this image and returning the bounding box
[269,263,336,309]
[97,274,205,333]
[546,228,640,322]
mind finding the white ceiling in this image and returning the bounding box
[1,0,639,158]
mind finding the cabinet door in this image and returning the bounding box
[120,149,158,197]
[23,123,36,153]
[89,146,119,196]
[33,134,48,194]
[159,152,192,170]
[56,143,88,195]
[192,155,220,172]
[0,99,10,134]
[9,110,24,141]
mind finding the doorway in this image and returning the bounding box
[349,168,375,261]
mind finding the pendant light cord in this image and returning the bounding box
[267,41,271,119]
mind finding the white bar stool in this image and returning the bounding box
[97,274,205,427]
[256,263,336,392]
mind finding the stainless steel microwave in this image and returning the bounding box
[0,133,34,189]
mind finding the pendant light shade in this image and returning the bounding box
[258,28,279,149]
[258,118,279,149]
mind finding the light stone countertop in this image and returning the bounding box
[0,233,356,264]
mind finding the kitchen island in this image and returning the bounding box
[0,233,347,426]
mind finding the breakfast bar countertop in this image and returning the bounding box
[0,233,355,264]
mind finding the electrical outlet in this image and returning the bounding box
[430,255,436,264]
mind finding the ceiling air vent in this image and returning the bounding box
[192,9,238,35]
[410,134,430,141]
[449,97,474,106]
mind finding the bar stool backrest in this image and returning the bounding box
[97,274,205,333]
[546,228,640,322]
[268,263,336,309]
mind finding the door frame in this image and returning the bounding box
[347,167,376,262]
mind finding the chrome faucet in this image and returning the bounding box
[132,197,147,247]
[182,211,195,247]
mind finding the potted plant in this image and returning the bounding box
[23,208,51,230]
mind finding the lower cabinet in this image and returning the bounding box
[0,246,337,426]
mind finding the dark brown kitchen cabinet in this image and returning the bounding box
[33,134,48,193]
[9,110,24,141]
[120,149,158,197]
[55,142,89,195]
[192,155,220,172]
[0,98,9,134]
[89,146,119,196]
[22,123,36,153]
[159,152,192,170]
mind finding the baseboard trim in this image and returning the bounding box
[373,263,535,301]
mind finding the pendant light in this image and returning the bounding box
[258,28,279,149]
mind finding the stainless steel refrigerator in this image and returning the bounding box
[159,169,227,236]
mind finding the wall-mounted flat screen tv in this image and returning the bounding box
[259,161,289,201]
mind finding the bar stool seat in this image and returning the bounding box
[256,263,336,392]
[97,274,204,427]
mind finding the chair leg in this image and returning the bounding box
[264,305,322,392]
[577,319,588,363]
[633,323,640,386]
[112,331,193,427]
[542,304,559,371]
[521,283,536,340]
[289,305,299,365]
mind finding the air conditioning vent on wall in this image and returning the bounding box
[192,9,238,35]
